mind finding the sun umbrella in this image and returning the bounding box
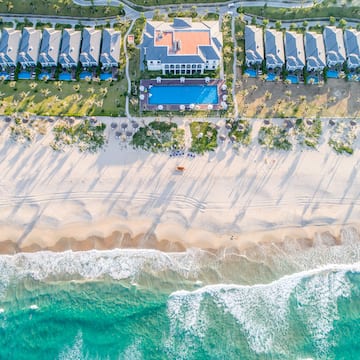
[207,104,213,110]
[350,120,357,126]
[90,116,97,124]
[139,94,145,100]
[115,131,121,139]
[180,77,185,83]
[221,84,227,91]
[179,105,185,111]
[205,77,210,83]
[139,85,144,92]
[121,123,128,129]
[221,102,227,110]
[156,77,161,83]
[126,130,133,137]
[4,116,11,123]
[189,104,195,110]
[111,122,117,130]
[329,119,335,126]
[132,122,139,129]
[219,134,226,141]
[222,94,228,101]
[158,105,163,110]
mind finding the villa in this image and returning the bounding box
[264,29,285,70]
[323,26,346,68]
[344,29,360,70]
[0,29,22,70]
[141,18,222,75]
[284,31,305,72]
[245,25,264,68]
[80,28,101,68]
[304,32,326,72]
[59,29,81,69]
[100,29,121,69]
[38,29,62,68]
[17,28,42,69]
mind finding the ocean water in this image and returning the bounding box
[1,229,360,359]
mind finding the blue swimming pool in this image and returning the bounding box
[59,73,72,81]
[80,71,92,80]
[307,76,319,84]
[0,72,10,80]
[286,75,299,84]
[100,73,113,80]
[266,73,276,81]
[148,85,218,105]
[244,69,257,77]
[327,70,339,78]
[18,71,31,80]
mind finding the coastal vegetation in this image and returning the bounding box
[189,121,218,154]
[9,117,36,144]
[258,124,292,151]
[131,120,185,152]
[294,118,322,149]
[328,120,357,155]
[51,119,106,152]
[227,119,252,146]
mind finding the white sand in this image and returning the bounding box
[0,117,359,252]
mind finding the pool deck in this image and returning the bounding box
[139,78,226,112]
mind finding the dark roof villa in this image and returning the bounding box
[0,29,22,69]
[80,28,101,68]
[59,29,81,69]
[38,28,62,68]
[100,29,121,69]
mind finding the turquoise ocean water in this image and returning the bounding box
[1,228,360,359]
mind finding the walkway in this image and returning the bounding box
[231,14,238,119]
[124,19,135,120]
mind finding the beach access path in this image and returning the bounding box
[0,116,359,252]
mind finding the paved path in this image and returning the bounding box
[124,20,135,120]
[231,14,239,119]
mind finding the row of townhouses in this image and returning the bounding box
[245,25,360,72]
[0,28,121,71]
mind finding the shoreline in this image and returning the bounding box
[1,221,358,255]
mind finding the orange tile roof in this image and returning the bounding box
[154,30,210,55]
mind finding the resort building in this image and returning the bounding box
[323,26,346,68]
[344,29,360,70]
[245,25,264,67]
[0,29,22,69]
[141,18,222,75]
[304,32,326,72]
[59,29,81,69]
[100,29,121,69]
[284,31,305,72]
[80,28,102,68]
[264,29,285,70]
[38,29,62,68]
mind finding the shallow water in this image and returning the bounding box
[0,229,360,359]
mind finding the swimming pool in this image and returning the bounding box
[59,73,72,81]
[266,73,276,81]
[327,70,339,78]
[18,71,31,80]
[148,85,218,105]
[244,69,257,77]
[286,75,299,84]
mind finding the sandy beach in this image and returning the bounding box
[0,117,359,254]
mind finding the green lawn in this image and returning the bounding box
[0,0,123,17]
[239,6,360,21]
[0,79,127,117]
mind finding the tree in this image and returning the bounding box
[302,20,308,29]
[329,16,336,25]
[290,23,297,31]
[275,20,282,30]
[339,18,347,29]
[262,18,269,28]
